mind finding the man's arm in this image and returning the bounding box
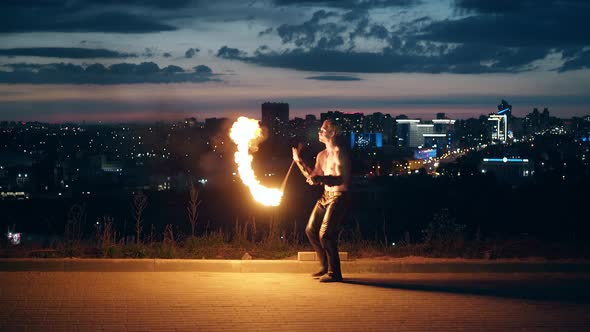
[292,147,311,178]
[294,158,313,179]
[293,148,324,181]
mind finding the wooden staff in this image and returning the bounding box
[280,160,295,193]
[279,143,302,193]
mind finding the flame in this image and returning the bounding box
[229,116,283,206]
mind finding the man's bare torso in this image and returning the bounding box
[317,148,349,192]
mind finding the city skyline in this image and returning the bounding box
[1,0,590,122]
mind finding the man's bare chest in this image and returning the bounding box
[321,152,338,174]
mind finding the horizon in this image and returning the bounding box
[3,106,586,126]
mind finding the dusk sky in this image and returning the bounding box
[1,0,589,122]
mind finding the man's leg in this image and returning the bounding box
[318,195,348,282]
[305,200,327,276]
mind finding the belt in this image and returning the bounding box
[324,191,346,197]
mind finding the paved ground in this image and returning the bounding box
[1,272,589,331]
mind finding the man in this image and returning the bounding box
[292,119,351,282]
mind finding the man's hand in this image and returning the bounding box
[306,175,343,186]
[306,176,318,185]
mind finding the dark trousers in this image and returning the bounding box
[305,191,349,276]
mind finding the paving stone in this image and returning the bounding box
[0,272,589,331]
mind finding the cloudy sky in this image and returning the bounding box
[1,0,589,122]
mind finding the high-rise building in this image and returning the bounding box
[488,114,508,142]
[488,99,512,142]
[204,117,231,134]
[396,119,419,147]
[396,119,454,150]
[320,111,363,135]
[261,102,289,137]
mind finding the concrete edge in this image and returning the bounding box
[1,259,590,273]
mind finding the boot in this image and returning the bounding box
[310,267,328,278]
[319,272,342,283]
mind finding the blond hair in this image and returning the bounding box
[323,119,342,137]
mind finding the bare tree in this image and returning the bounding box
[98,215,116,256]
[187,183,201,237]
[132,191,148,244]
[64,204,85,257]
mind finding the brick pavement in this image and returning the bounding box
[0,272,589,331]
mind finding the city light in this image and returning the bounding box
[7,232,21,245]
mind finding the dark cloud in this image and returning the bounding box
[227,6,558,74]
[84,1,194,9]
[142,48,156,58]
[1,1,193,9]
[3,63,48,71]
[453,0,529,14]
[0,1,178,33]
[316,36,345,49]
[258,27,274,37]
[349,20,389,44]
[216,46,547,74]
[366,25,389,40]
[273,0,418,9]
[0,47,135,59]
[193,65,213,74]
[162,65,184,73]
[253,1,590,73]
[421,13,589,49]
[559,49,590,72]
[217,46,247,59]
[277,10,345,48]
[185,48,200,58]
[421,1,590,72]
[0,62,218,84]
[0,1,296,32]
[342,9,369,22]
[453,0,589,14]
[306,75,361,81]
[0,12,177,33]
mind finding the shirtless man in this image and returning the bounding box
[292,119,351,282]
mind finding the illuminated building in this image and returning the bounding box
[350,133,382,149]
[396,119,455,151]
[359,112,395,144]
[488,114,507,142]
[396,119,419,147]
[320,111,363,135]
[488,100,512,142]
[480,157,532,183]
[414,148,437,160]
[261,102,289,137]
[100,155,123,173]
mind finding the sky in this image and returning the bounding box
[0,0,589,123]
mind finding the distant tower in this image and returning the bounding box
[497,100,512,118]
[488,99,512,143]
[261,102,289,137]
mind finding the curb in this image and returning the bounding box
[1,258,590,273]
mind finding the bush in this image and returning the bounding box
[422,208,466,257]
[122,244,148,258]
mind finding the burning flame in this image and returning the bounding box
[229,116,283,206]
